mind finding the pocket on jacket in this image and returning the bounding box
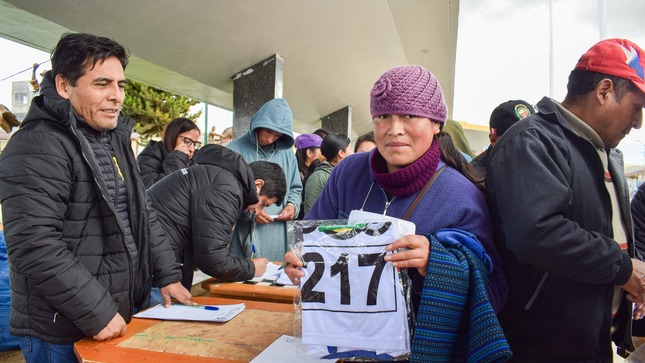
[514,269,549,312]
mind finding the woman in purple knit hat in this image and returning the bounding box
[283,65,509,360]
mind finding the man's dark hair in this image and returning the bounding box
[321,133,350,161]
[354,131,375,153]
[162,117,200,153]
[51,33,129,86]
[313,128,330,139]
[249,161,287,206]
[566,70,639,104]
[296,148,320,180]
[436,128,485,192]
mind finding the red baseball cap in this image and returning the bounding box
[575,38,645,95]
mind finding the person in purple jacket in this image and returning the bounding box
[283,65,508,314]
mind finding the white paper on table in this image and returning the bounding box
[250,261,282,281]
[250,335,336,362]
[274,269,295,286]
[134,303,245,322]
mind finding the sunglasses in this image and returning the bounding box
[182,136,202,149]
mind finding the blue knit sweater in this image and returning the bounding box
[411,229,511,362]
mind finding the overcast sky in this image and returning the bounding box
[453,0,645,165]
[1,0,645,163]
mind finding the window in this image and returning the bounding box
[12,89,28,105]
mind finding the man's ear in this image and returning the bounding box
[254,179,265,194]
[55,74,72,99]
[489,133,498,145]
[595,78,614,105]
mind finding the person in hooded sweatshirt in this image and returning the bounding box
[146,144,287,290]
[227,98,302,261]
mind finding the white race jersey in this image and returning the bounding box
[300,222,410,356]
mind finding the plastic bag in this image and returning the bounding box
[287,216,413,361]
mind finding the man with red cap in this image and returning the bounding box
[487,38,645,361]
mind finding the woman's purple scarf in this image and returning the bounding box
[370,139,440,197]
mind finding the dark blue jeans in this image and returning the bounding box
[19,336,77,363]
[150,286,164,306]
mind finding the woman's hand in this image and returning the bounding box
[384,234,430,276]
[283,250,304,284]
[174,142,193,158]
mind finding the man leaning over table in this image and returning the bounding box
[0,32,193,363]
[146,144,287,290]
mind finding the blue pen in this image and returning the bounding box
[252,244,256,257]
[173,303,219,311]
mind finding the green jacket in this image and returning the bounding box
[303,161,334,215]
[444,119,475,159]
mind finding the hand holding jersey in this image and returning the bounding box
[384,234,430,276]
[290,220,411,359]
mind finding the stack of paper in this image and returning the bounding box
[251,335,336,362]
[249,262,295,286]
[134,303,245,323]
[250,262,283,281]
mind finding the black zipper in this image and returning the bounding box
[69,120,134,319]
[524,272,549,310]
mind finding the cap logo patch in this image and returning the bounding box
[619,44,645,81]
[514,104,532,120]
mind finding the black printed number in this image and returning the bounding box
[301,251,387,306]
[358,252,386,305]
[330,253,350,305]
[301,252,325,303]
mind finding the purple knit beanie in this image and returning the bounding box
[370,65,447,123]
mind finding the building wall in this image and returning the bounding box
[456,121,489,155]
[11,81,34,121]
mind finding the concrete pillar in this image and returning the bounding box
[321,106,352,136]
[231,54,284,139]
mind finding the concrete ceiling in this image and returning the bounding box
[0,0,459,138]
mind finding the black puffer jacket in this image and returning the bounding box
[487,97,634,360]
[137,140,194,188]
[147,144,259,289]
[0,72,182,344]
[469,146,491,180]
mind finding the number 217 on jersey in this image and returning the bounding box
[299,224,402,313]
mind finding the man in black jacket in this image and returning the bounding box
[147,145,287,290]
[487,38,645,361]
[0,33,193,362]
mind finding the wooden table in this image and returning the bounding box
[201,278,299,304]
[74,296,295,363]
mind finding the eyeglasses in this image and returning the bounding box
[182,136,202,149]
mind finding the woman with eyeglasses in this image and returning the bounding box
[137,117,201,188]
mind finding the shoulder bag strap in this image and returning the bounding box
[401,165,447,220]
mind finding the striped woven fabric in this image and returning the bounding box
[410,229,511,363]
